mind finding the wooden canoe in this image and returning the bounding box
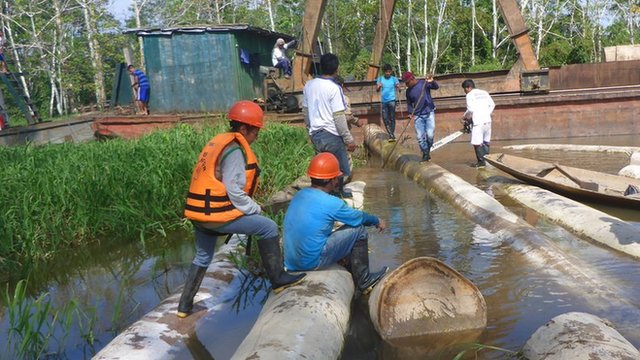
[368,257,487,341]
[484,153,640,208]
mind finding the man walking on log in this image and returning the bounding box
[283,152,388,295]
[376,64,400,141]
[403,71,439,162]
[177,101,306,318]
[462,79,495,168]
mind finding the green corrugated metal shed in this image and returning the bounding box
[127,25,293,113]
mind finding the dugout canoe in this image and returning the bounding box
[368,257,487,341]
[484,153,640,208]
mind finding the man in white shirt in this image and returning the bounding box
[462,79,495,168]
[303,53,356,198]
[272,38,295,78]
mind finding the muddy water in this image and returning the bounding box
[1,134,639,359]
[343,165,640,359]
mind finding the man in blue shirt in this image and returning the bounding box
[283,152,388,295]
[376,64,400,141]
[403,71,439,161]
[128,65,150,115]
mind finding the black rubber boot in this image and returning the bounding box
[472,145,486,167]
[484,143,490,155]
[177,263,208,318]
[258,237,306,294]
[350,238,388,295]
[332,177,353,198]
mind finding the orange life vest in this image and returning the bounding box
[184,132,260,223]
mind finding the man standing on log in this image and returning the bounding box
[177,101,306,318]
[303,53,356,198]
[283,152,388,295]
[403,71,439,162]
[376,64,400,141]
[462,79,495,168]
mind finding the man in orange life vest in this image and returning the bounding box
[177,100,306,318]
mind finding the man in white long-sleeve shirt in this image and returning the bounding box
[272,38,295,78]
[462,79,495,168]
[303,53,356,198]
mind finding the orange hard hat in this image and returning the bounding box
[307,152,343,179]
[228,100,264,128]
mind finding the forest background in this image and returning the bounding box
[1,0,638,124]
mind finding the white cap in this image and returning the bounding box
[276,38,285,45]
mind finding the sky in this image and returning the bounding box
[109,0,132,21]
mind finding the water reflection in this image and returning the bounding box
[343,165,640,359]
[0,230,195,359]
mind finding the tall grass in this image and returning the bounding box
[0,122,314,280]
[3,279,97,359]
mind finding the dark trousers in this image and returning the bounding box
[381,101,396,138]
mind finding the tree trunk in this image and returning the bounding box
[133,0,146,66]
[471,0,476,66]
[79,0,107,109]
[267,0,275,31]
[407,0,412,71]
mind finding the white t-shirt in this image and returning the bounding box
[465,88,495,125]
[271,44,290,66]
[302,77,346,136]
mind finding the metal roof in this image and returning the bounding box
[124,24,293,40]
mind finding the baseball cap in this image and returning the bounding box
[401,71,415,82]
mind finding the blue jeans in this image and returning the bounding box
[414,111,435,154]
[315,225,368,269]
[311,129,351,177]
[191,215,278,267]
[381,101,396,138]
[275,58,292,76]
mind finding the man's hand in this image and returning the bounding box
[347,142,357,152]
[376,218,387,232]
[426,74,434,82]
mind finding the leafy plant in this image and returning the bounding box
[3,279,97,359]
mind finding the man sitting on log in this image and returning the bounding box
[283,152,388,295]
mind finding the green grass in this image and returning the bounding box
[0,121,314,281]
[3,279,97,359]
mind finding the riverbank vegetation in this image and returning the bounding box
[0,122,314,281]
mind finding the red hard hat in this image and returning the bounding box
[307,152,343,179]
[228,100,264,128]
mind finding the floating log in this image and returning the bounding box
[230,265,354,360]
[499,183,640,258]
[523,312,640,360]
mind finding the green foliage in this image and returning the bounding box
[539,40,573,67]
[567,39,593,64]
[340,49,373,81]
[0,122,313,281]
[468,60,506,73]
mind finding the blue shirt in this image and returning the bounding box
[134,69,149,89]
[377,75,399,103]
[406,79,439,116]
[283,187,379,270]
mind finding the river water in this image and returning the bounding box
[1,135,639,359]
